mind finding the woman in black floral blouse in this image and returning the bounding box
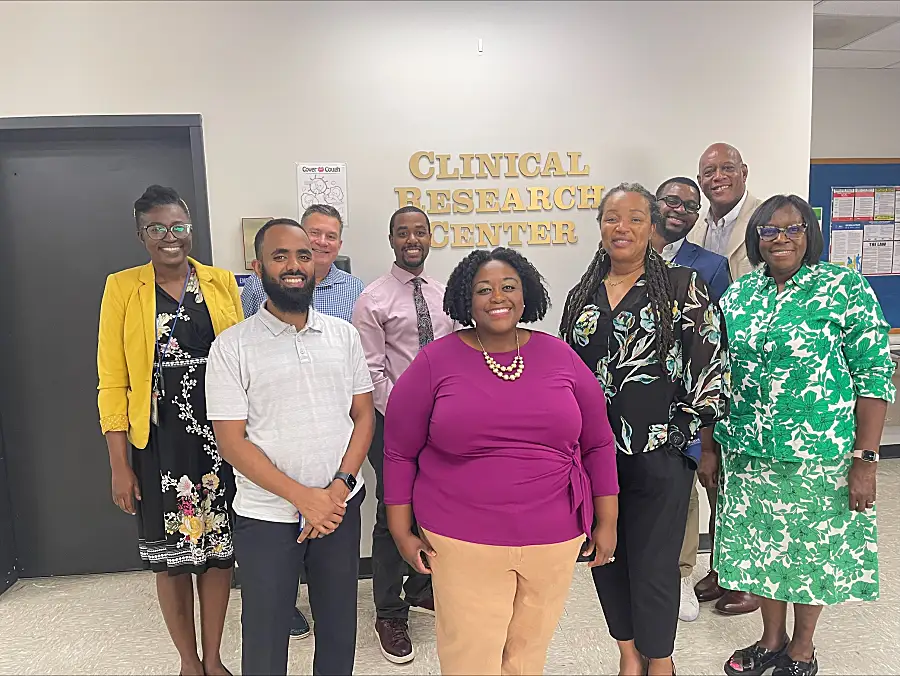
[560,182,728,676]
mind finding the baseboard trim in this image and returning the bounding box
[881,444,900,459]
[699,533,711,554]
[359,556,372,579]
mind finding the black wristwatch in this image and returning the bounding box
[667,426,687,451]
[333,471,357,491]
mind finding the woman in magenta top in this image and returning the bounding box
[384,247,618,676]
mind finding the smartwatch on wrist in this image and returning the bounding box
[852,449,879,463]
[667,426,687,452]
[333,471,357,491]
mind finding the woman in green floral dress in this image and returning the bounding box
[713,195,895,676]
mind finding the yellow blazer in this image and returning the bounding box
[97,258,244,449]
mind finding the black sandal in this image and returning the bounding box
[724,636,789,676]
[772,649,818,676]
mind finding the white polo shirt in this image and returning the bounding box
[206,305,373,523]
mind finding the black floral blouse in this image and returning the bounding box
[567,264,729,456]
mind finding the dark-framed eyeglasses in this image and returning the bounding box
[143,223,193,240]
[756,223,807,242]
[658,195,701,214]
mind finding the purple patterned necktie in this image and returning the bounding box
[411,277,434,350]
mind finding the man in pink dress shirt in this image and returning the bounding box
[351,206,456,665]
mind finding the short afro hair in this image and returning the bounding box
[443,247,550,327]
[745,194,824,267]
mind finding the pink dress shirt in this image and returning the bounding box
[351,264,457,415]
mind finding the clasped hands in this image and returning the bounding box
[294,480,350,543]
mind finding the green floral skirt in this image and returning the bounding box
[713,452,878,605]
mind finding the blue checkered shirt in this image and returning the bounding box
[240,264,364,323]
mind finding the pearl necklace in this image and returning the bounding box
[476,331,525,381]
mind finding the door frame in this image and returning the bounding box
[0,114,210,255]
[0,114,211,594]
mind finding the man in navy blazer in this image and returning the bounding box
[652,177,737,625]
[652,177,731,300]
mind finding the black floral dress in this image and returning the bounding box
[568,265,729,458]
[132,268,235,575]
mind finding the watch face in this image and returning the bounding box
[669,429,686,449]
[862,450,878,462]
[345,473,357,489]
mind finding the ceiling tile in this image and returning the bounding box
[815,1,900,17]
[814,14,899,47]
[843,20,900,49]
[814,48,900,67]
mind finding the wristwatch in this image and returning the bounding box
[852,449,879,463]
[333,471,357,491]
[667,426,687,452]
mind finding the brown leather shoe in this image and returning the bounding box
[375,618,415,664]
[694,570,726,602]
[715,590,761,615]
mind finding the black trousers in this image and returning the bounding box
[592,447,694,659]
[368,410,431,619]
[234,488,365,676]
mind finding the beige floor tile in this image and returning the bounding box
[3,463,900,674]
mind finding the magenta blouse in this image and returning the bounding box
[383,331,618,547]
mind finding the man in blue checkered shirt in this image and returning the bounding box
[241,204,364,324]
[239,204,364,639]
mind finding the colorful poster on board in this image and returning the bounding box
[829,221,864,273]
[831,186,900,276]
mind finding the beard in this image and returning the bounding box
[260,266,315,314]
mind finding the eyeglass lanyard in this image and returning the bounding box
[153,268,193,398]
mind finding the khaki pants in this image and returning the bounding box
[679,480,718,577]
[422,528,582,676]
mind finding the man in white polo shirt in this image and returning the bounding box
[207,219,374,676]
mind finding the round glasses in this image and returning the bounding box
[658,195,701,214]
[756,223,807,241]
[143,223,193,240]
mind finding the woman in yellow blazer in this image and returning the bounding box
[98,185,243,676]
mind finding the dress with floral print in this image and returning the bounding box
[566,263,728,458]
[133,267,235,574]
[713,262,895,604]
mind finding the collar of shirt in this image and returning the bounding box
[706,190,748,230]
[661,238,685,262]
[754,262,815,291]
[390,262,428,286]
[318,264,346,288]
[257,303,325,336]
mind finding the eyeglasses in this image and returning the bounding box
[658,195,701,214]
[756,223,807,241]
[143,223,193,240]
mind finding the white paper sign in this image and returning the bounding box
[296,162,349,226]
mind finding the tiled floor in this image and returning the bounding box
[2,462,900,675]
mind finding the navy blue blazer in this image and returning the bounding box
[673,241,731,302]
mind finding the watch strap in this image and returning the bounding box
[333,471,356,488]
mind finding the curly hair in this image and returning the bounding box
[443,247,550,327]
[559,182,676,377]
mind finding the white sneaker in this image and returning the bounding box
[679,577,700,622]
